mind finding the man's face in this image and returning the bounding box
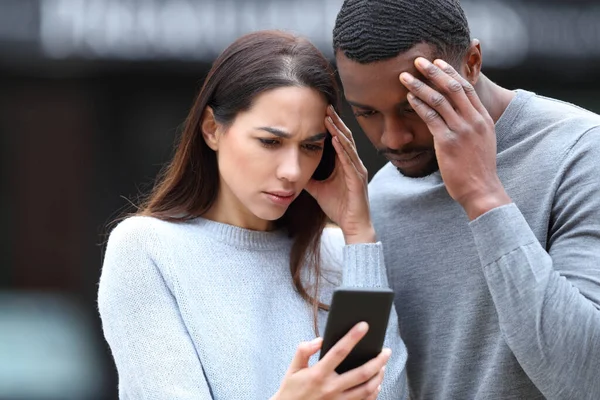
[336,43,441,178]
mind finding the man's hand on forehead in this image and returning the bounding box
[397,57,512,221]
[400,57,483,123]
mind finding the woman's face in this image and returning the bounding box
[206,86,329,230]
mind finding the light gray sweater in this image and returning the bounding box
[369,89,600,399]
[98,217,408,399]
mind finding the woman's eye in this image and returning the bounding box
[303,144,323,152]
[259,138,280,148]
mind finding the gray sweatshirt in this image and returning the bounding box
[368,89,600,399]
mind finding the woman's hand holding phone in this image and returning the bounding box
[271,322,391,400]
[305,106,376,245]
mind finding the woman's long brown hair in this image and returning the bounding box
[134,30,340,333]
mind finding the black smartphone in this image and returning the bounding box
[312,133,335,181]
[319,287,394,374]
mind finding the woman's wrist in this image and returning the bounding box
[343,224,377,245]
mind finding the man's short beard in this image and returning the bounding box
[396,154,440,178]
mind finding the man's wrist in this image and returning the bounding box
[462,189,512,221]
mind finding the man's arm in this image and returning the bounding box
[98,219,214,399]
[469,128,600,399]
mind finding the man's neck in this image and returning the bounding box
[474,73,516,124]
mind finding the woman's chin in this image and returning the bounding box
[253,207,288,222]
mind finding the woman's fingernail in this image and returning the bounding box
[357,321,369,333]
[327,116,334,124]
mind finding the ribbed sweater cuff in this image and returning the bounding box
[342,242,389,288]
[469,203,539,267]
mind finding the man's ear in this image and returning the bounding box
[463,39,482,86]
[201,107,220,151]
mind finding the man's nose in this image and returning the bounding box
[381,117,414,150]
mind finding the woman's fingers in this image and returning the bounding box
[317,322,369,374]
[327,105,356,146]
[337,348,391,392]
[286,338,323,374]
[341,364,386,400]
[331,129,362,179]
[326,117,367,180]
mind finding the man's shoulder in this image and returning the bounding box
[499,90,600,164]
[531,92,600,117]
[520,90,600,132]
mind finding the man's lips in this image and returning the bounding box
[389,152,426,162]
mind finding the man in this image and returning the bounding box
[332,0,600,399]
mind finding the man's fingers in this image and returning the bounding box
[405,91,449,137]
[412,57,476,120]
[432,58,488,116]
[400,72,461,129]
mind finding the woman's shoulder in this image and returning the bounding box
[105,215,203,256]
[107,215,169,245]
[101,215,203,283]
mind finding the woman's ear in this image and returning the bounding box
[201,107,220,151]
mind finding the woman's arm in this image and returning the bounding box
[98,218,213,399]
[320,227,409,400]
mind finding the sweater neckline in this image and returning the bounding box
[190,217,291,251]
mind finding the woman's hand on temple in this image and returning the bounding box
[306,106,376,244]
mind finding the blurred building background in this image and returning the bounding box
[1,0,599,399]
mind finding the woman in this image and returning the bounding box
[98,30,408,399]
